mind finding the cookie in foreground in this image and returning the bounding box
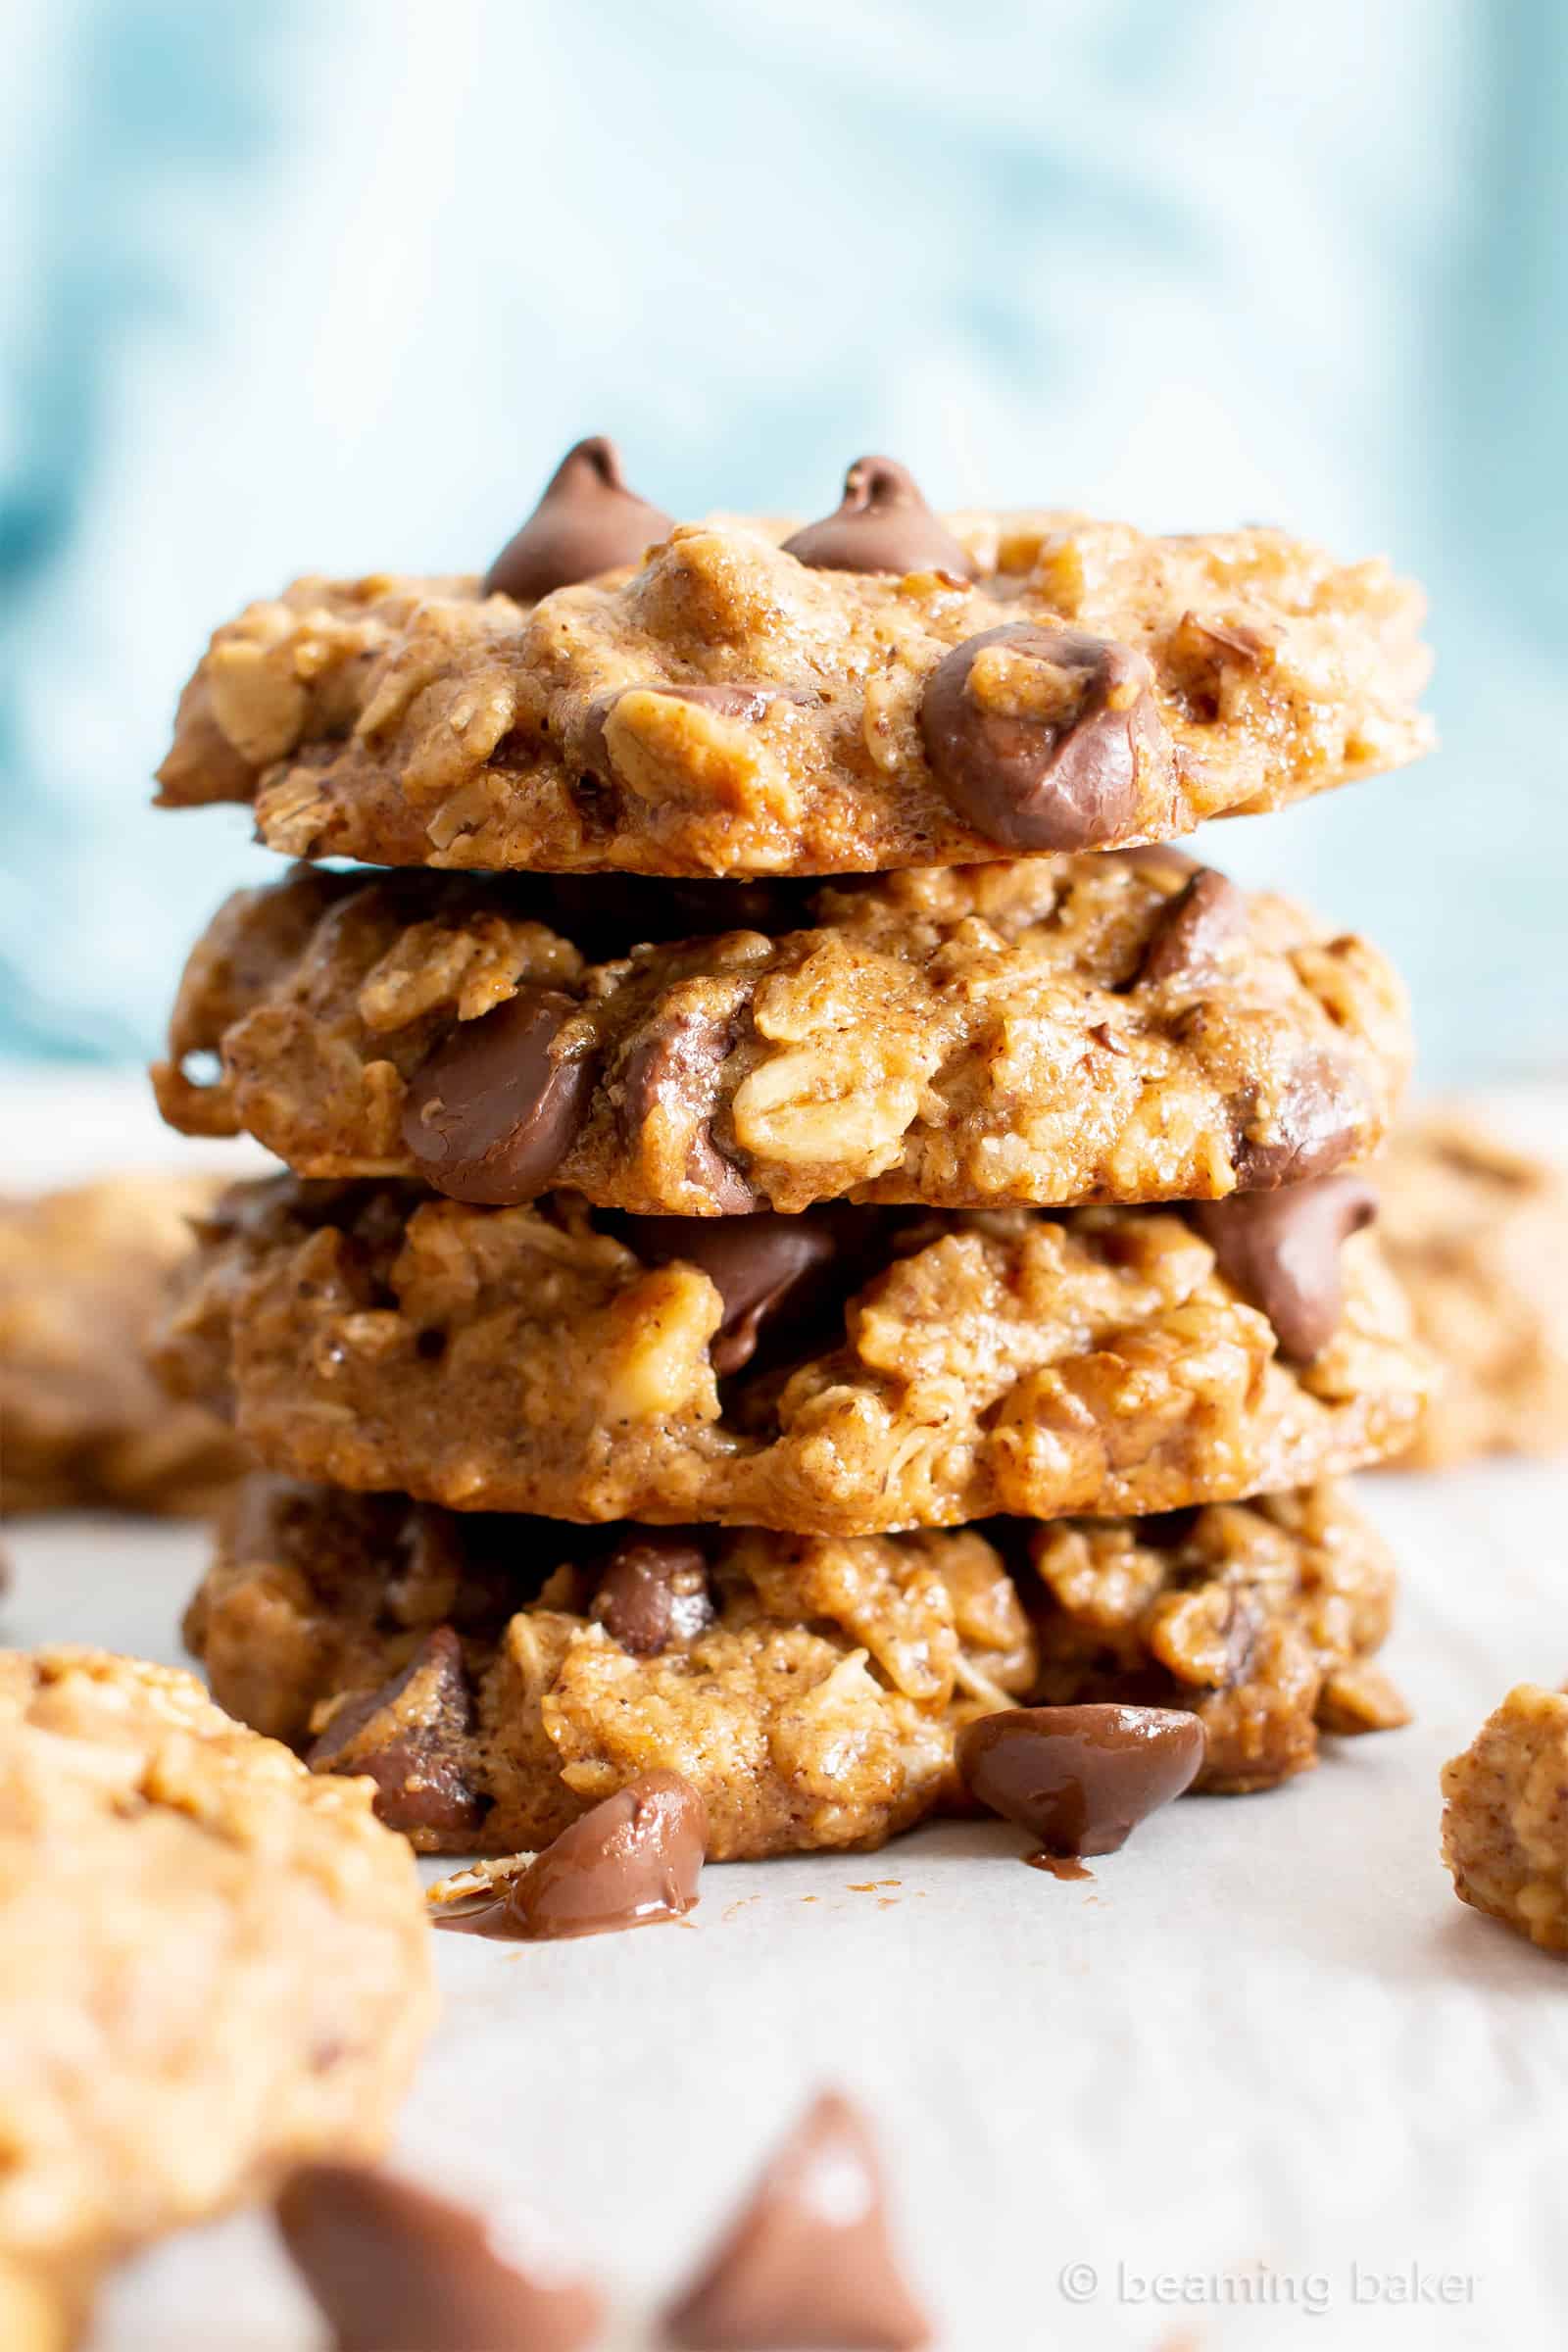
[154,851,1409,1216]
[184,1476,1406,1858]
[0,1176,247,1516]
[0,1647,436,2327]
[155,450,1432,878]
[1442,1684,1568,1952]
[154,1176,1432,1532]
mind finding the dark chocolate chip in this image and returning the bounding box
[1230,1054,1362,1189]
[956,1702,1204,1858]
[1136,866,1249,988]
[482,435,671,602]
[307,1626,483,1838]
[782,456,977,580]
[919,623,1166,852]
[664,2089,931,2351]
[632,1212,841,1374]
[1192,1172,1378,1363]
[276,2165,603,2352]
[434,1771,707,1942]
[591,1535,713,1656]
[401,988,593,1207]
[619,1008,758,1212]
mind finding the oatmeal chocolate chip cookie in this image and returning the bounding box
[1441,1685,1568,1952]
[1030,1485,1407,1792]
[0,1648,435,2328]
[185,1476,1040,1858]
[186,1474,1399,1857]
[153,853,1408,1217]
[153,1177,1431,1533]
[0,1177,249,1517]
[155,468,1432,877]
[1375,1114,1568,1468]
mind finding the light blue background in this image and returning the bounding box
[2,0,1563,1076]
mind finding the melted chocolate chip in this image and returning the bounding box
[307,1627,483,1838]
[1192,1172,1378,1363]
[591,1535,713,1655]
[782,456,977,580]
[919,623,1166,852]
[632,1212,841,1374]
[1230,1054,1362,1189]
[482,435,671,602]
[1136,866,1249,988]
[434,1771,707,1942]
[956,1703,1204,1859]
[664,2090,931,2351]
[401,988,594,1206]
[277,2165,604,2352]
[619,1008,758,1212]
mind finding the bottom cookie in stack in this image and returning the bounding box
[184,1476,1409,1862]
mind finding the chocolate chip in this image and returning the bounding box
[308,1626,483,1839]
[1192,1173,1378,1363]
[401,988,593,1206]
[619,1008,758,1212]
[482,434,671,602]
[956,1703,1204,1858]
[591,1535,713,1655]
[919,623,1166,852]
[1136,866,1249,988]
[632,1212,841,1374]
[782,456,977,580]
[277,2165,604,2352]
[1230,1054,1362,1189]
[433,1771,707,1942]
[664,2089,931,2351]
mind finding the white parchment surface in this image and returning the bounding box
[5,1075,1563,2351]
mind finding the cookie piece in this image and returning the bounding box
[154,1176,1432,1533]
[186,1477,1040,1858]
[153,854,1408,1217]
[1441,1686,1568,1951]
[154,501,1431,877]
[1030,1485,1406,1791]
[1375,1114,1568,1467]
[0,1178,249,1517]
[187,1474,1401,1856]
[0,1647,435,2327]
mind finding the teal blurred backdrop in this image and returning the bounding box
[1,0,1562,1075]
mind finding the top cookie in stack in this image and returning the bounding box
[150,447,1433,1856]
[157,443,1431,879]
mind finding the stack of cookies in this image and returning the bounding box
[149,443,1435,1861]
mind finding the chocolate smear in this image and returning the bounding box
[432,1770,706,1942]
[782,456,977,579]
[483,434,671,601]
[664,2089,931,2350]
[1192,1172,1377,1363]
[277,2164,603,2352]
[307,1626,484,1839]
[956,1703,1204,1859]
[401,988,594,1206]
[920,622,1167,852]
